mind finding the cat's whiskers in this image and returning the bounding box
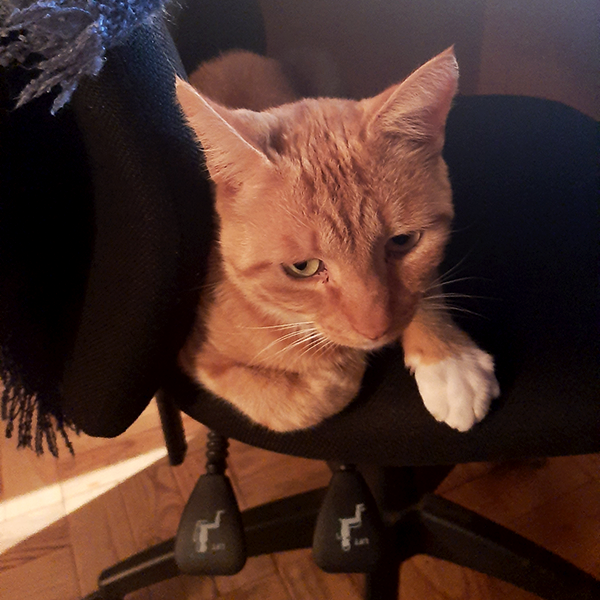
[422,281,496,321]
[281,329,323,353]
[268,328,330,363]
[252,328,313,361]
[432,248,477,287]
[421,299,485,319]
[241,321,313,331]
[298,336,336,361]
[424,292,491,301]
[424,275,479,294]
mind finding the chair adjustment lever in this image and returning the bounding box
[312,465,385,573]
[174,432,246,575]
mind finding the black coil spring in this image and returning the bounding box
[205,430,229,475]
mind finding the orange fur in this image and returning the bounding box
[176,49,498,432]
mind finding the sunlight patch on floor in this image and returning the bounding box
[0,446,168,553]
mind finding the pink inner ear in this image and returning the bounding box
[365,47,459,143]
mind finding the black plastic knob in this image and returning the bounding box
[312,466,384,573]
[174,473,246,575]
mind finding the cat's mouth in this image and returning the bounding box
[320,327,399,352]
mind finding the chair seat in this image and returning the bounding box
[171,96,599,466]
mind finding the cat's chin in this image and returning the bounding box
[329,333,396,353]
[353,338,395,352]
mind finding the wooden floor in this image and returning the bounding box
[1,399,599,600]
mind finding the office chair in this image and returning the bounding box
[1,2,598,599]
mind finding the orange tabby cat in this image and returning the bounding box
[176,48,500,432]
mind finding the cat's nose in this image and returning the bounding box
[365,328,390,342]
[353,321,391,342]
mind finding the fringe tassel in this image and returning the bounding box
[1,363,76,457]
[0,0,166,113]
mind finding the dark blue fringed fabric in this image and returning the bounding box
[0,0,167,113]
[0,0,167,456]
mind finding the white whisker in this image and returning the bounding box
[425,275,480,293]
[313,338,337,359]
[269,328,333,363]
[421,300,485,319]
[436,249,476,283]
[447,306,487,319]
[296,334,331,360]
[251,327,316,362]
[286,331,323,352]
[424,292,492,301]
[260,328,322,362]
[240,321,313,331]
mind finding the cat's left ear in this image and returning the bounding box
[175,78,276,185]
[363,47,458,150]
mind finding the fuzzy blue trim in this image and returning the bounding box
[0,0,166,113]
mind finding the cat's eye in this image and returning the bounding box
[386,232,422,257]
[283,259,323,278]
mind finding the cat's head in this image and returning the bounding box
[177,48,458,351]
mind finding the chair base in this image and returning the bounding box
[84,468,600,600]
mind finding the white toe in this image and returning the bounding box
[406,349,500,432]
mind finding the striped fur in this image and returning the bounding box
[176,49,499,432]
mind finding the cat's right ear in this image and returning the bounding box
[363,47,459,151]
[175,78,276,185]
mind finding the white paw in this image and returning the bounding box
[406,349,500,432]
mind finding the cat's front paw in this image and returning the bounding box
[406,349,500,432]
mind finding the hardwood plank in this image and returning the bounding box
[179,573,219,599]
[347,573,365,595]
[0,396,201,505]
[3,451,599,600]
[0,435,59,501]
[60,448,171,516]
[510,479,600,576]
[0,545,80,600]
[226,440,330,510]
[140,577,189,599]
[405,555,540,600]
[119,456,187,549]
[55,401,205,483]
[68,486,138,597]
[0,519,70,573]
[435,462,495,495]
[3,403,598,600]
[0,494,66,554]
[57,426,167,483]
[274,548,363,600]
[215,555,278,596]
[402,556,462,600]
[219,571,292,600]
[439,456,592,527]
[573,453,600,483]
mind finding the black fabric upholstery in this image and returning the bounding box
[169,96,599,466]
[59,19,209,436]
[0,64,94,452]
[0,1,266,446]
[61,8,266,437]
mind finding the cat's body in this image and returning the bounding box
[176,49,500,432]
